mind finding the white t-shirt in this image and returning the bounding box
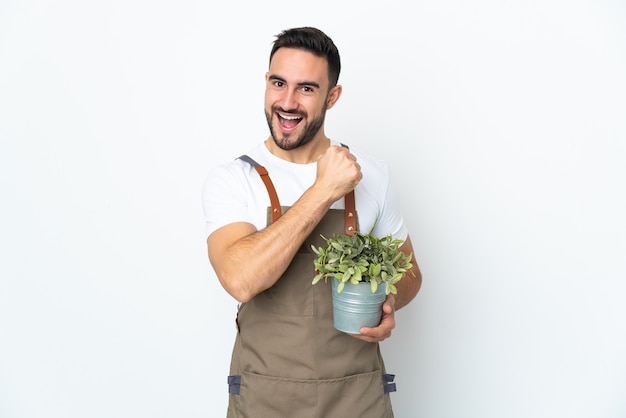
[201,140,408,241]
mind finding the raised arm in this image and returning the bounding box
[207,145,361,303]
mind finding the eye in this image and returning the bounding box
[300,86,314,93]
[273,80,284,88]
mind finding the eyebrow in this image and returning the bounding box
[268,74,320,89]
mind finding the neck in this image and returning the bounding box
[264,136,331,164]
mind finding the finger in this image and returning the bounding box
[351,329,391,343]
[358,325,392,339]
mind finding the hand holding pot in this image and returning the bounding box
[349,294,396,343]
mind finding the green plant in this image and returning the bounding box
[311,232,413,295]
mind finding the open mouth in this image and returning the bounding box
[277,112,303,131]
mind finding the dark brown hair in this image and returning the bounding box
[270,27,341,88]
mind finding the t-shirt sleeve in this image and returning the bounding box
[369,163,409,242]
[201,162,254,239]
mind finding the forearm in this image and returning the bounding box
[393,267,421,309]
[393,237,422,310]
[209,184,335,302]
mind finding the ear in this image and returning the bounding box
[325,85,342,110]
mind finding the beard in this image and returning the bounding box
[265,105,327,151]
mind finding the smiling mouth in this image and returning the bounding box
[277,112,303,130]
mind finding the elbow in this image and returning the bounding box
[209,253,257,303]
[230,289,254,304]
[413,266,423,295]
[209,250,274,303]
[216,271,257,304]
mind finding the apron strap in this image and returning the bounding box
[339,143,357,236]
[239,149,356,233]
[238,155,282,223]
[382,373,397,393]
[344,189,356,236]
[227,375,241,395]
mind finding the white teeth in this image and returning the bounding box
[278,113,302,120]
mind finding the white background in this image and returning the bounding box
[1,1,625,417]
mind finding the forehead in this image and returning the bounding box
[269,47,330,86]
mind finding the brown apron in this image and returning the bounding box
[226,155,396,418]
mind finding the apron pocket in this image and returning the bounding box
[230,372,317,418]
[317,370,393,418]
[229,370,393,418]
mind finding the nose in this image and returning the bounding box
[277,88,298,112]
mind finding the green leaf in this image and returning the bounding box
[312,273,324,285]
[369,263,382,277]
[312,232,409,294]
[389,273,403,284]
[337,281,345,293]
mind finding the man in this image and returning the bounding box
[202,26,422,418]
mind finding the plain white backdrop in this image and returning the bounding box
[1,1,625,417]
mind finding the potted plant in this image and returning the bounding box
[311,232,414,334]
